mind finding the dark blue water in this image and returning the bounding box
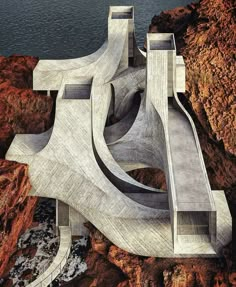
[0,0,192,59]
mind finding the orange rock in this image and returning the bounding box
[163,265,196,287]
[85,222,111,256]
[0,55,54,158]
[213,272,228,287]
[0,160,38,277]
[117,280,130,287]
[229,271,236,286]
[0,55,54,277]
[128,168,167,190]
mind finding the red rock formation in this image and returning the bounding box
[61,250,127,287]
[0,160,37,277]
[71,223,229,287]
[128,168,167,190]
[84,222,112,256]
[0,55,53,158]
[0,55,54,277]
[2,245,37,279]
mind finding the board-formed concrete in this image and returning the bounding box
[6,6,231,258]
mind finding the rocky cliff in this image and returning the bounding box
[0,56,54,278]
[0,55,53,158]
[0,160,37,277]
[64,223,233,287]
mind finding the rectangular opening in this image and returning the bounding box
[150,40,174,51]
[177,211,209,235]
[110,7,133,19]
[112,12,132,19]
[63,84,91,99]
[147,34,176,51]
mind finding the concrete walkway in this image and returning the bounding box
[27,226,71,287]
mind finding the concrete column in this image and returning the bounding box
[146,33,177,250]
[56,199,70,233]
[128,9,134,58]
[69,206,89,236]
[209,211,217,249]
[108,6,134,69]
[176,56,186,93]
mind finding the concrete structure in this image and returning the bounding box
[7,6,231,261]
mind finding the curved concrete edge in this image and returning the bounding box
[110,67,146,120]
[24,154,170,219]
[89,22,165,195]
[91,83,164,194]
[171,90,217,247]
[6,128,53,157]
[12,77,163,218]
[104,95,140,144]
[35,41,108,71]
[91,25,161,196]
[118,162,151,172]
[33,42,108,91]
[27,226,71,287]
[107,96,166,172]
[173,90,216,211]
[138,47,146,58]
[106,68,166,173]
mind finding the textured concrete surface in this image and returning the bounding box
[6,6,231,257]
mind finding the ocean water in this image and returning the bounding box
[0,0,192,59]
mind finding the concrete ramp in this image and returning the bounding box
[145,33,217,253]
[168,102,213,213]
